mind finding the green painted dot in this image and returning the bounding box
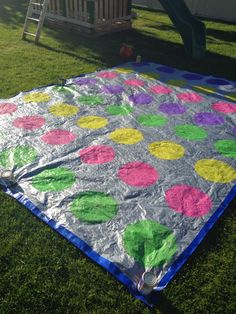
[53,86,74,95]
[167,79,186,87]
[140,72,160,80]
[70,191,118,223]
[32,167,76,192]
[78,95,104,106]
[123,220,177,268]
[214,140,236,158]
[106,105,134,116]
[137,114,168,127]
[175,124,208,141]
[0,146,38,168]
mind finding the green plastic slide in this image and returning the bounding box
[158,0,206,59]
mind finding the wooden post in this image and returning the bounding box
[87,0,95,23]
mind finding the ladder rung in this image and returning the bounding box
[27,17,40,22]
[30,2,43,7]
[23,31,37,37]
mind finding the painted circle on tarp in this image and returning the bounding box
[206,78,228,85]
[129,93,153,105]
[105,105,134,116]
[148,141,185,160]
[175,124,208,141]
[0,145,37,168]
[115,68,133,74]
[70,191,118,223]
[49,103,79,117]
[23,92,51,103]
[124,79,145,87]
[211,101,236,114]
[102,85,124,94]
[0,103,17,114]
[177,92,203,103]
[41,129,77,145]
[156,66,175,73]
[77,95,104,106]
[159,102,186,115]
[79,145,115,164]
[140,72,160,80]
[13,115,45,130]
[97,71,118,79]
[214,140,236,158]
[167,79,186,87]
[118,162,159,187]
[193,112,224,126]
[150,85,172,94]
[137,114,168,127]
[165,185,212,217]
[182,73,203,80]
[123,220,177,267]
[32,167,76,192]
[192,85,216,95]
[74,77,98,85]
[109,128,143,145]
[77,116,108,129]
[194,159,236,183]
[53,86,74,95]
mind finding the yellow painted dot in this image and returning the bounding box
[115,68,133,74]
[225,94,236,102]
[77,116,108,129]
[49,103,79,117]
[148,141,185,160]
[195,159,236,183]
[140,72,160,80]
[193,85,216,94]
[109,128,143,145]
[23,92,51,103]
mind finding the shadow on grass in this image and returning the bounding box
[0,0,26,27]
[1,0,236,80]
[37,24,236,80]
[207,28,236,43]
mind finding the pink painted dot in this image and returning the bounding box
[211,101,236,114]
[177,92,203,103]
[0,103,17,114]
[150,85,172,94]
[41,129,77,145]
[165,185,212,217]
[97,72,118,79]
[118,162,159,188]
[124,79,145,87]
[79,145,115,164]
[13,115,45,130]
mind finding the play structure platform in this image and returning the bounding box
[22,0,206,58]
[26,0,132,38]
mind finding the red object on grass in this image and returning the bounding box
[120,44,134,59]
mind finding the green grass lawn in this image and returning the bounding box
[0,1,236,313]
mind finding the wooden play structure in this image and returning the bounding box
[22,0,132,43]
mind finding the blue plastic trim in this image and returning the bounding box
[2,62,236,306]
[2,186,153,306]
[2,183,235,306]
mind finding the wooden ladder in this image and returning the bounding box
[22,0,49,44]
